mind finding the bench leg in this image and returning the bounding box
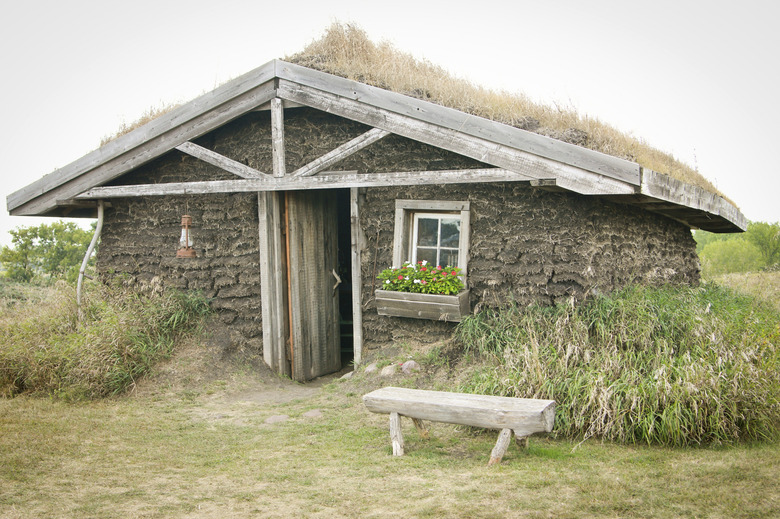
[514,432,529,449]
[488,428,513,466]
[389,412,405,456]
[411,418,429,440]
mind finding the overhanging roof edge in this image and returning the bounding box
[7,60,281,212]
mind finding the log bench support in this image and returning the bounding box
[364,387,555,466]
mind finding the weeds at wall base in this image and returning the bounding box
[455,283,780,447]
[0,280,211,400]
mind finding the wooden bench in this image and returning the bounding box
[363,387,555,465]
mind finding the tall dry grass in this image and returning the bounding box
[0,281,210,400]
[102,23,726,201]
[287,23,725,199]
[456,284,779,446]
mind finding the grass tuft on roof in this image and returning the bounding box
[286,22,726,200]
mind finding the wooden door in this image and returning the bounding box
[286,190,341,381]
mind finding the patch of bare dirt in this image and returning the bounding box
[132,320,354,429]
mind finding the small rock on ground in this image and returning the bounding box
[264,414,289,424]
[401,360,420,375]
[380,364,398,377]
[302,409,323,419]
[364,362,378,374]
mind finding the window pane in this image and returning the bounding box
[416,218,439,247]
[440,249,459,268]
[440,218,460,247]
[416,247,438,265]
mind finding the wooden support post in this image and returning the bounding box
[488,428,513,466]
[411,418,429,440]
[258,192,290,377]
[514,432,529,449]
[349,188,363,365]
[271,98,285,177]
[390,412,404,456]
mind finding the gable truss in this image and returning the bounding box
[8,60,746,232]
[76,97,537,199]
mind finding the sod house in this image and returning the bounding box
[7,59,746,381]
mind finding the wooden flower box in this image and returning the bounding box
[375,289,470,322]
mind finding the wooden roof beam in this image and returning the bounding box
[175,141,269,178]
[75,168,531,198]
[276,80,636,196]
[292,128,390,178]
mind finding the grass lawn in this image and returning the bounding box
[1,369,778,519]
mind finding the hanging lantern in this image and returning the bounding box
[176,214,196,258]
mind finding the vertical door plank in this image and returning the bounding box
[287,190,341,380]
[258,191,290,377]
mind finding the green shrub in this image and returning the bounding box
[0,283,211,400]
[456,284,780,446]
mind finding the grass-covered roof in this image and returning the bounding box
[286,23,726,201]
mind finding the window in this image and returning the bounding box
[392,200,470,286]
[412,213,461,267]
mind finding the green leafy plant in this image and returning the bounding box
[377,261,464,295]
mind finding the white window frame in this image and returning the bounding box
[392,200,470,288]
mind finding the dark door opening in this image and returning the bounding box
[335,189,354,366]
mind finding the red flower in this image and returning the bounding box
[442,272,448,277]
[397,275,403,280]
[421,267,427,271]
[451,270,457,275]
[437,266,442,270]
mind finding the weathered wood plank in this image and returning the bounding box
[293,128,390,177]
[9,62,280,215]
[271,98,286,177]
[11,81,277,216]
[286,190,341,381]
[75,168,529,199]
[175,141,268,178]
[363,387,555,432]
[639,169,747,231]
[276,61,640,185]
[349,188,364,365]
[258,192,290,377]
[395,200,470,212]
[276,80,637,196]
[375,289,470,322]
[488,429,514,466]
[390,412,404,456]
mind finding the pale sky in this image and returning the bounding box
[2,0,778,246]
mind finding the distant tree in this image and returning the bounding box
[699,238,763,277]
[0,222,93,283]
[745,222,780,267]
[692,229,731,254]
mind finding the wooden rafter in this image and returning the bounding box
[292,128,390,178]
[75,168,532,198]
[175,141,268,178]
[276,80,636,197]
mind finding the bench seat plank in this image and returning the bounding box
[363,387,555,434]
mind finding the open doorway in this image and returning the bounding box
[260,188,355,381]
[335,189,354,366]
